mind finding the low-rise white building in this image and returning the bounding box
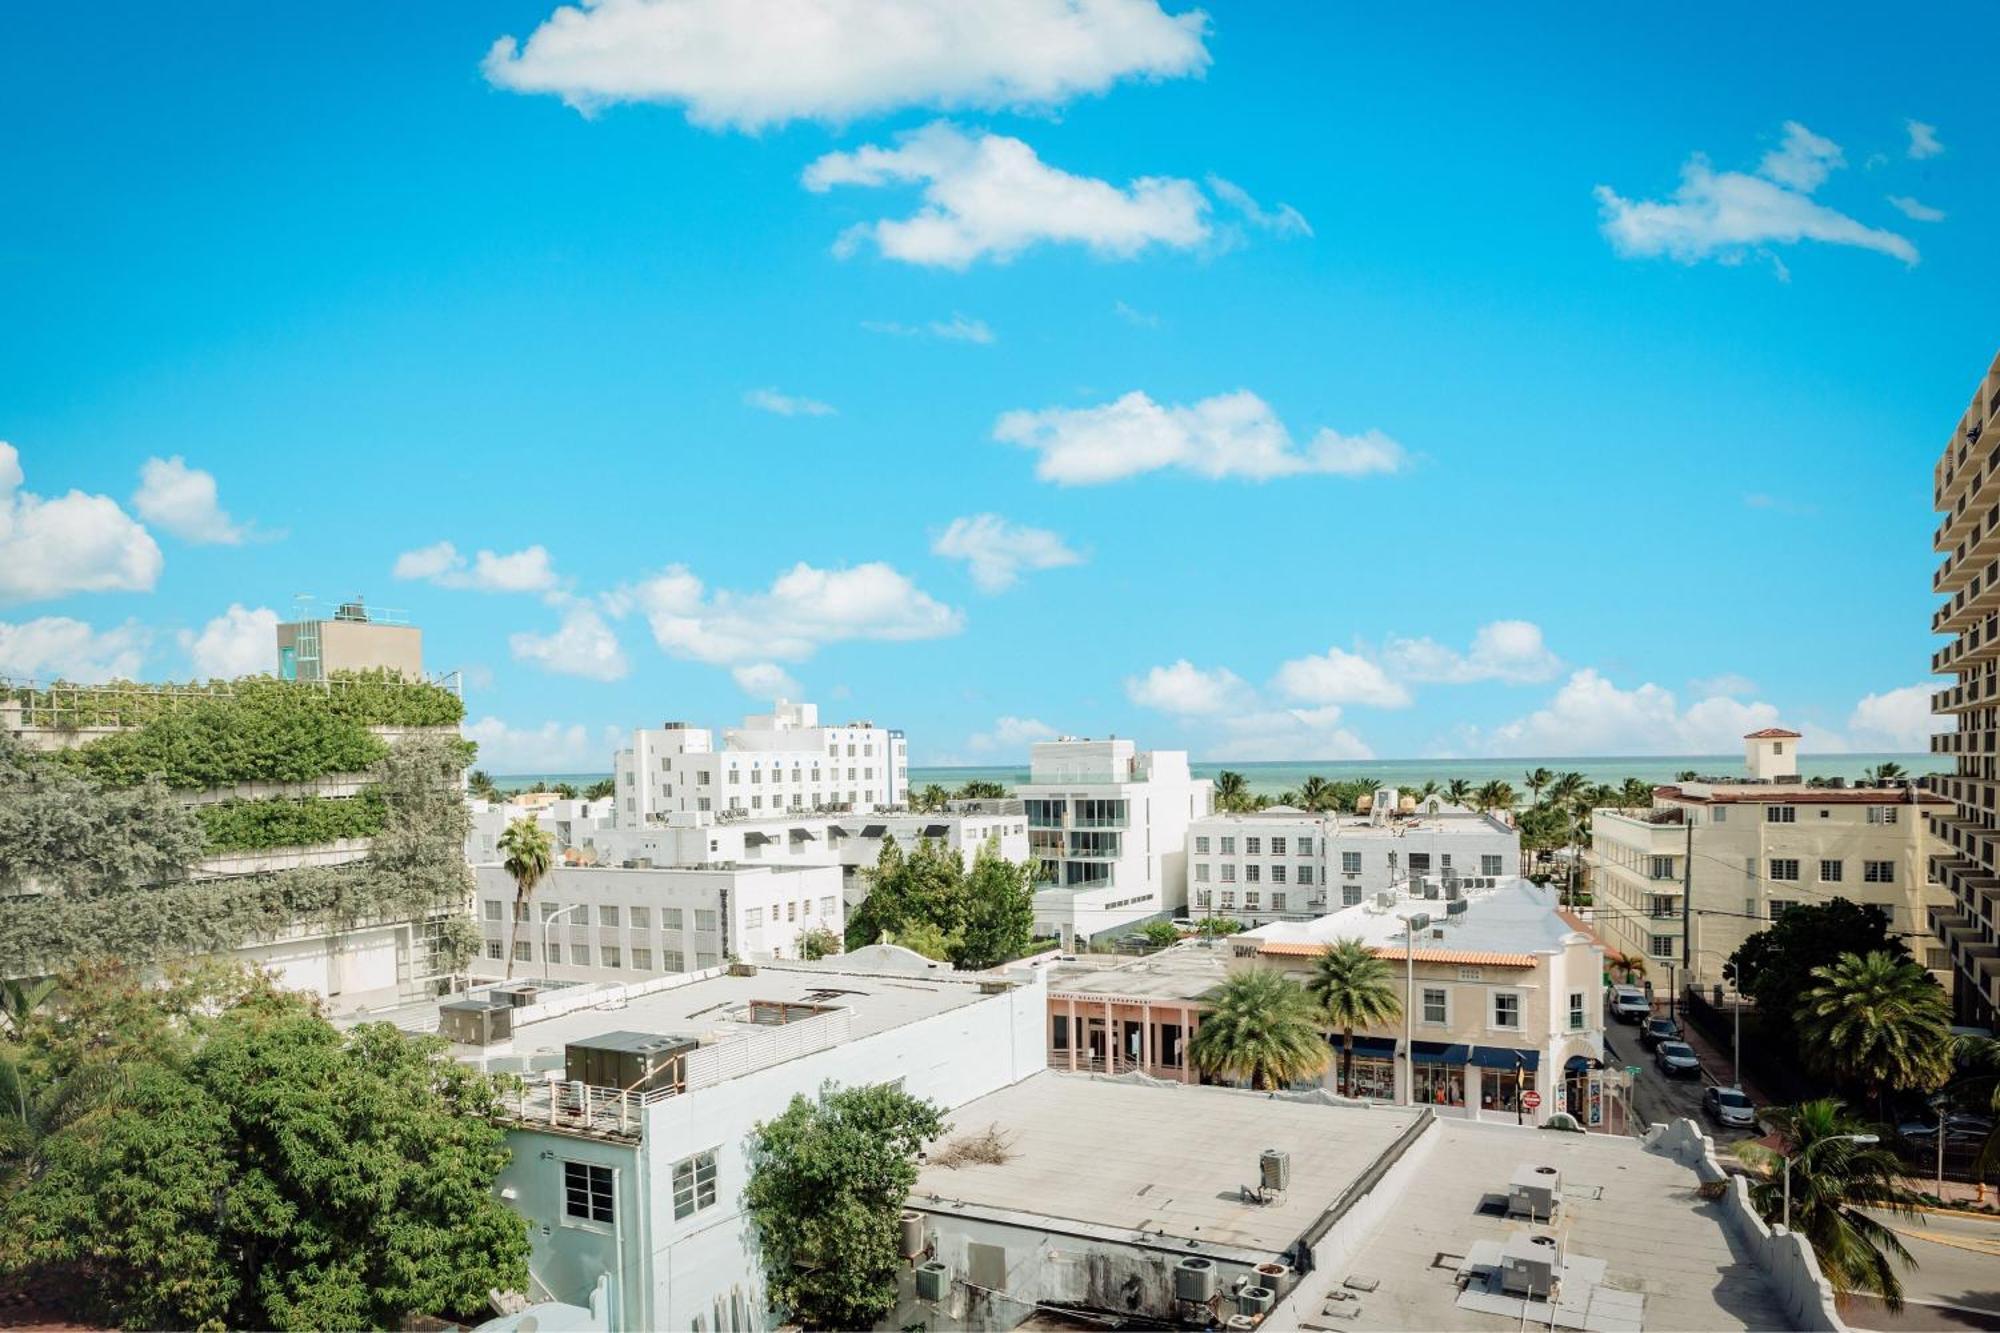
[467,795,616,865]
[612,699,907,825]
[1018,737,1213,947]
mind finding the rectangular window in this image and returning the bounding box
[1342,851,1362,874]
[1492,992,1520,1029]
[1649,856,1676,881]
[539,901,563,922]
[1713,807,1727,823]
[1219,891,1235,908]
[746,906,764,928]
[598,905,620,927]
[1220,865,1236,883]
[545,942,562,964]
[1244,836,1261,855]
[662,949,684,971]
[1194,863,1210,882]
[513,940,531,962]
[820,897,835,916]
[1270,836,1287,856]
[483,900,502,922]
[1422,987,1448,1024]
[695,951,719,969]
[1769,858,1800,882]
[1220,836,1236,854]
[1343,885,1363,906]
[1298,866,1314,885]
[629,906,651,929]
[572,943,591,965]
[485,940,503,960]
[1820,859,1843,882]
[1866,806,1899,825]
[602,946,621,969]
[1245,864,1260,883]
[1864,860,1895,883]
[1297,839,1314,858]
[694,910,718,932]
[1769,899,1798,918]
[787,902,798,922]
[1568,992,1586,1031]
[1195,889,1212,908]
[563,1161,615,1225]
[1481,855,1503,876]
[1194,836,1210,854]
[671,1150,718,1221]
[1244,890,1260,909]
[1766,806,1796,824]
[632,947,653,970]
[1270,864,1287,884]
[1271,892,1286,911]
[663,908,684,929]
[1649,934,1676,958]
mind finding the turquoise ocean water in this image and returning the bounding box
[493,752,1934,796]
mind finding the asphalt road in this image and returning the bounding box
[1845,1208,2000,1331]
[1601,1007,1763,1148]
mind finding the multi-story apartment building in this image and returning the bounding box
[470,862,843,982]
[1589,729,1949,988]
[1931,348,2000,1027]
[1186,791,1519,924]
[611,699,907,824]
[1018,737,1213,946]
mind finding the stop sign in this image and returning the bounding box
[1521,1090,1543,1110]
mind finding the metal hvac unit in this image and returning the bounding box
[898,1210,926,1259]
[1238,1286,1276,1316]
[1225,1318,1257,1332]
[1443,880,1463,901]
[1508,1164,1562,1219]
[1499,1234,1558,1299]
[438,995,513,1046]
[1446,899,1469,916]
[499,983,543,1008]
[1259,1148,1290,1193]
[1174,1257,1218,1303]
[914,1261,951,1302]
[563,1031,698,1095]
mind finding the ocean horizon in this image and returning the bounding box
[490,751,1935,796]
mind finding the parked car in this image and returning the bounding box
[1608,985,1651,1023]
[1655,1041,1701,1078]
[1897,1112,1996,1142]
[1640,1015,1681,1049]
[1703,1085,1759,1129]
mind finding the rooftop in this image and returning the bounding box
[911,1073,1424,1260]
[1242,876,1583,966]
[1045,940,1232,1000]
[1743,727,1803,739]
[1657,783,1944,806]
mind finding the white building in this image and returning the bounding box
[1187,790,1520,925]
[1019,738,1213,946]
[471,862,844,982]
[612,700,907,825]
[468,795,615,865]
[437,961,1048,1332]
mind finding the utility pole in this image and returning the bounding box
[1680,814,1695,1009]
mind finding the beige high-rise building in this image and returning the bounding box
[1589,731,1949,989]
[1930,349,2000,1029]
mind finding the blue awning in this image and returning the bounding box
[1470,1046,1539,1071]
[1564,1054,1598,1073]
[1410,1041,1469,1065]
[1333,1035,1397,1056]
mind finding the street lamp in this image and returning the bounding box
[540,901,587,979]
[1397,907,1430,1107]
[1781,1133,1880,1232]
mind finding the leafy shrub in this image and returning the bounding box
[196,792,388,852]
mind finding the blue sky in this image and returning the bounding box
[3,2,1993,770]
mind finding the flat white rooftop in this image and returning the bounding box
[1243,876,1581,960]
[1044,941,1230,1000]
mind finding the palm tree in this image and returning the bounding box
[1605,950,1646,984]
[498,817,554,979]
[1549,771,1586,805]
[915,782,950,812]
[0,978,57,1039]
[1472,780,1516,814]
[1618,777,1654,808]
[1871,762,1907,785]
[0,1047,127,1189]
[1524,767,1554,805]
[1214,770,1251,812]
[1297,775,1334,812]
[1306,940,1401,1096]
[1187,969,1330,1090]
[1674,769,1699,783]
[1796,952,1954,1111]
[1740,1099,1925,1309]
[1275,789,1302,808]
[467,769,500,801]
[1415,779,1440,802]
[1443,778,1473,806]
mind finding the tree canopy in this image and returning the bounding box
[1727,900,1904,1062]
[844,835,1036,969]
[1188,969,1329,1090]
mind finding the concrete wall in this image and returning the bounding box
[1646,1118,1849,1333]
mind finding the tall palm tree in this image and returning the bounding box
[1443,778,1473,806]
[916,782,950,812]
[1605,950,1646,984]
[1549,771,1586,805]
[1275,789,1302,808]
[1415,779,1440,802]
[1524,767,1554,805]
[1796,952,1954,1111]
[1297,775,1334,812]
[1306,940,1401,1097]
[1214,770,1251,812]
[1740,1099,1925,1309]
[1187,969,1330,1090]
[1674,769,1699,783]
[1473,780,1516,814]
[1871,762,1907,785]
[498,817,554,979]
[1618,777,1654,808]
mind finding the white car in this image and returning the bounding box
[1608,985,1651,1023]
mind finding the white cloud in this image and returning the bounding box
[1906,119,1943,160]
[1689,672,1757,698]
[132,456,256,545]
[0,442,163,605]
[1887,195,1946,223]
[861,313,995,344]
[1382,620,1561,685]
[1204,705,1373,763]
[1847,683,1945,751]
[1206,175,1312,237]
[804,122,1210,268]
[1595,120,1918,269]
[0,616,148,683]
[626,561,962,665]
[966,715,1058,755]
[1113,299,1160,328]
[483,0,1209,129]
[181,604,278,679]
[931,513,1082,592]
[1476,669,1788,756]
[393,540,560,593]
[509,606,629,681]
[1271,646,1410,708]
[463,716,623,773]
[1124,659,1253,716]
[994,389,1407,485]
[732,662,802,698]
[744,387,837,417]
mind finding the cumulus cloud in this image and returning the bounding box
[1381,620,1561,685]
[994,389,1406,486]
[1886,195,1946,223]
[744,387,837,417]
[966,715,1059,754]
[732,662,802,698]
[0,442,162,604]
[1126,656,1382,761]
[483,0,1209,129]
[181,604,279,679]
[393,541,560,594]
[931,513,1082,592]
[1475,669,1790,756]
[0,616,148,682]
[132,456,256,545]
[1595,120,1918,269]
[1124,659,1254,715]
[804,122,1210,268]
[1206,175,1312,238]
[1906,119,1943,159]
[861,313,995,344]
[463,716,624,773]
[509,606,629,681]
[1847,683,1945,752]
[623,561,962,665]
[1689,673,1757,698]
[1205,706,1373,763]
[1271,646,1410,708]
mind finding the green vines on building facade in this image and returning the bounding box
[2,669,465,731]
[196,792,389,853]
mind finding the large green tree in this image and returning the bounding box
[745,1082,946,1331]
[1305,940,1400,1097]
[844,836,968,952]
[952,842,1036,970]
[1188,969,1329,1090]
[1727,900,1904,1068]
[1795,952,1953,1110]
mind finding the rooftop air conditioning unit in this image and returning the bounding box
[1238,1286,1276,1316]
[1509,1164,1562,1219]
[1225,1318,1257,1333]
[1421,880,1439,899]
[898,1210,926,1259]
[1374,891,1396,909]
[1446,899,1469,916]
[1174,1256,1218,1303]
[1444,881,1462,901]
[1500,1234,1558,1299]
[914,1261,951,1302]
[1259,1148,1290,1193]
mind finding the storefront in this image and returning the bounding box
[1410,1041,1468,1107]
[1329,1035,1397,1100]
[1473,1046,1538,1116]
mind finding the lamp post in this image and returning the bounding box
[1397,908,1430,1107]
[1782,1134,1879,1232]
[1929,1092,1951,1200]
[541,900,587,979]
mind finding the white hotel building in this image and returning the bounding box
[1019,737,1213,946]
[611,700,906,825]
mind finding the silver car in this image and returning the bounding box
[1655,1041,1701,1079]
[1703,1085,1758,1128]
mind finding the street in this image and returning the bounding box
[1603,999,1762,1149]
[1844,1208,2000,1331]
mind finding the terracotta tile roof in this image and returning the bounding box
[1255,940,1538,967]
[1743,727,1803,738]
[1658,785,1944,806]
